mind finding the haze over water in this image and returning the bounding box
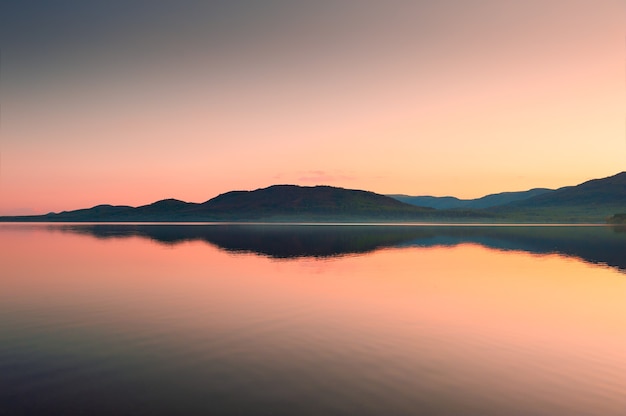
[1,224,625,415]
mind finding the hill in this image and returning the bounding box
[196,185,436,220]
[0,185,491,222]
[491,172,626,222]
[389,188,553,209]
[2,172,624,223]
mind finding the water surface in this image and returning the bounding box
[1,224,625,415]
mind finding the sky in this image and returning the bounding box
[0,0,624,215]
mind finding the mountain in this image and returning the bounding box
[505,172,626,207]
[390,172,626,222]
[389,188,553,209]
[490,172,626,221]
[1,185,489,222]
[2,173,624,223]
[196,185,436,220]
[388,195,467,210]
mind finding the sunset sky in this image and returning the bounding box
[1,1,624,215]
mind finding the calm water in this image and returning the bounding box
[1,224,625,415]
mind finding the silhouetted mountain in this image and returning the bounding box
[507,172,626,206]
[491,172,626,221]
[2,185,490,222]
[47,204,135,221]
[29,201,193,222]
[389,195,466,209]
[391,172,626,220]
[196,185,438,220]
[2,173,624,223]
[390,188,552,209]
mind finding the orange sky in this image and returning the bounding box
[1,1,624,214]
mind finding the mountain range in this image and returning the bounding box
[0,185,450,222]
[388,172,626,222]
[486,171,626,221]
[1,172,625,223]
[388,188,553,209]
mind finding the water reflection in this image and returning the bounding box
[51,223,626,272]
[1,224,625,415]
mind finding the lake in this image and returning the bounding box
[1,223,625,415]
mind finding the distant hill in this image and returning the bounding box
[2,173,624,223]
[194,185,439,220]
[491,172,626,222]
[205,185,420,212]
[389,188,553,209]
[0,185,491,222]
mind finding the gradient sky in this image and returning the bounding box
[1,0,624,214]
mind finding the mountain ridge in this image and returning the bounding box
[487,171,626,221]
[0,185,461,222]
[500,172,626,208]
[389,188,553,209]
[1,172,624,223]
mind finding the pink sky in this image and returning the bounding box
[1,1,624,214]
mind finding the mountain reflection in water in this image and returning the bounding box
[2,223,625,416]
[51,224,626,272]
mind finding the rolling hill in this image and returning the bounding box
[389,188,553,209]
[490,172,626,221]
[195,185,437,220]
[1,172,624,223]
[0,185,474,222]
